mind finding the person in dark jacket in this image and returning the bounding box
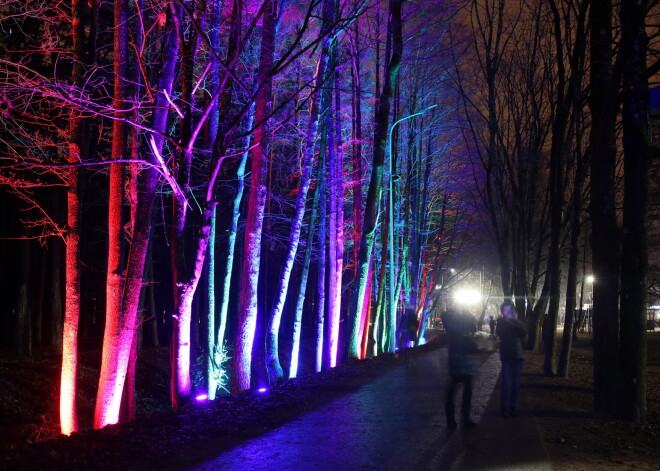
[442,308,478,429]
[496,301,527,416]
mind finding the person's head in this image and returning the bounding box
[500,301,516,319]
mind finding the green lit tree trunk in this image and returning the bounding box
[347,0,404,360]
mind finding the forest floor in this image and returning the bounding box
[1,331,659,470]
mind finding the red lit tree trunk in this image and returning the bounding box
[232,0,277,394]
[59,0,86,435]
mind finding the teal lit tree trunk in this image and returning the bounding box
[207,0,244,401]
[347,0,404,359]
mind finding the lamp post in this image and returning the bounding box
[387,104,437,352]
[585,275,594,333]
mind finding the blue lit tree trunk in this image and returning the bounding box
[289,160,322,378]
[265,75,319,384]
[232,0,277,394]
[347,0,404,359]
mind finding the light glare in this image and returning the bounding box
[455,289,481,305]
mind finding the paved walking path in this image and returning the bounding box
[187,345,552,470]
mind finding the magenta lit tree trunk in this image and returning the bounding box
[327,79,345,365]
[94,0,131,429]
[94,5,178,425]
[347,0,403,359]
[232,0,277,394]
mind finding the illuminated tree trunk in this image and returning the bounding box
[266,51,325,383]
[94,0,130,428]
[95,5,178,425]
[59,0,87,435]
[349,18,364,282]
[316,148,328,372]
[327,69,344,366]
[232,0,276,394]
[289,161,322,378]
[207,0,243,401]
[347,0,403,359]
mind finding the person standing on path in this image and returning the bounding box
[442,308,478,429]
[496,300,527,417]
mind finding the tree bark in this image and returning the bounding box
[618,0,649,422]
[232,0,277,394]
[589,0,622,417]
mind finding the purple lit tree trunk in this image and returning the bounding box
[347,0,403,359]
[232,0,277,394]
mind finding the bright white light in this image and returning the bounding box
[455,289,481,305]
[585,275,594,283]
[257,387,267,393]
[195,394,208,402]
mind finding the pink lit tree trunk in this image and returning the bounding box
[232,0,277,394]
